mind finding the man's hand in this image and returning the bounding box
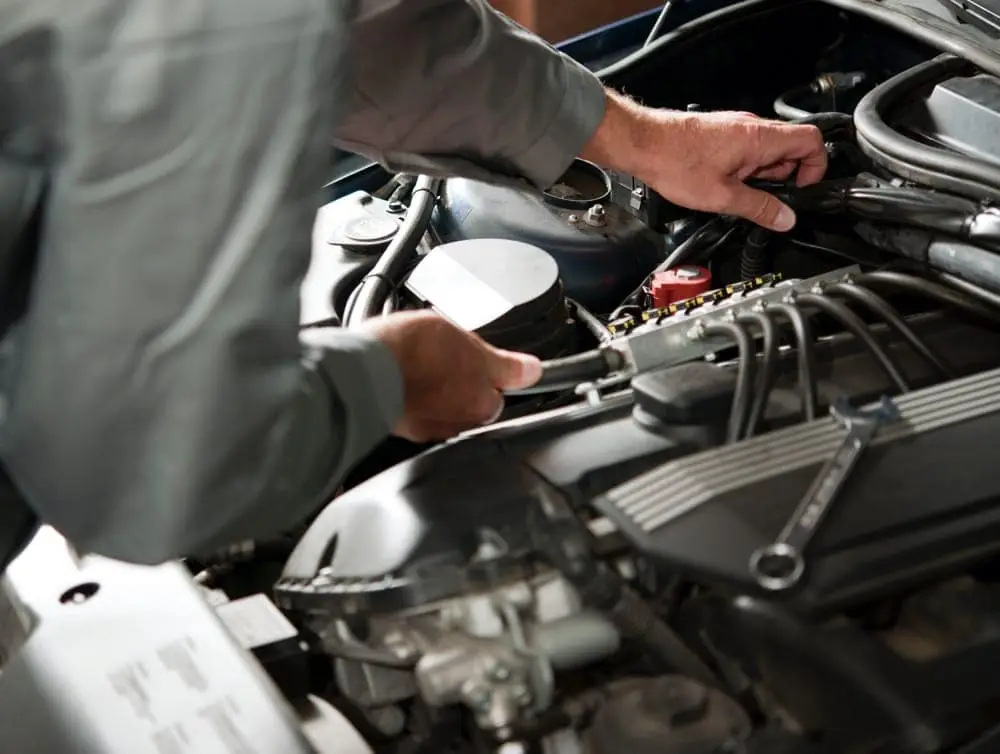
[582,92,828,232]
[362,311,542,442]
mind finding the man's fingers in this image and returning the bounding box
[780,124,828,185]
[751,123,827,184]
[795,148,828,186]
[753,160,798,181]
[485,347,543,390]
[722,182,796,232]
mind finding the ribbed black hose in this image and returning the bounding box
[740,228,772,280]
[701,321,755,443]
[735,311,779,438]
[795,293,911,392]
[857,270,1000,324]
[764,303,818,422]
[345,175,441,327]
[823,282,954,379]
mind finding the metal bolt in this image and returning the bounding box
[584,204,607,227]
[568,214,580,224]
[629,186,645,211]
[387,200,405,214]
[575,382,602,406]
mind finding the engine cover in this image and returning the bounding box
[277,314,1000,619]
[594,367,1000,614]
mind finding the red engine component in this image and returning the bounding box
[650,265,713,308]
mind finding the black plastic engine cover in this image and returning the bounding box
[277,316,1000,619]
[593,367,1000,615]
[275,395,696,616]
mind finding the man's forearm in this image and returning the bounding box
[579,89,685,186]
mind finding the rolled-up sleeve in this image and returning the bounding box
[0,0,402,565]
[335,0,607,189]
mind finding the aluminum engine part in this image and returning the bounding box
[324,571,620,731]
[606,265,860,376]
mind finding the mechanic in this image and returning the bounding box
[0,0,827,567]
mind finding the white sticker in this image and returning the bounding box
[215,594,298,649]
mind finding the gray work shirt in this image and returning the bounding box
[0,0,606,564]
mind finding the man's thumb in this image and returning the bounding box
[727,183,796,232]
[487,348,543,390]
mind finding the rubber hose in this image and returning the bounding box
[791,111,855,137]
[740,227,772,280]
[702,321,756,443]
[854,55,1000,203]
[932,270,1000,314]
[857,270,1000,324]
[569,298,612,343]
[774,86,814,120]
[823,282,953,379]
[381,291,397,316]
[764,303,818,421]
[795,293,910,392]
[505,349,624,397]
[345,175,441,327]
[736,311,779,437]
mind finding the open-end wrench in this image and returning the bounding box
[749,395,901,592]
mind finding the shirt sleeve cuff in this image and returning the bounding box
[512,55,608,190]
[302,328,405,445]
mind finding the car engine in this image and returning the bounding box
[196,3,1000,753]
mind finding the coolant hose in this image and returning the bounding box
[775,86,815,120]
[854,55,1000,202]
[856,270,1000,323]
[345,175,441,327]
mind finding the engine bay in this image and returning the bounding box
[71,2,1000,753]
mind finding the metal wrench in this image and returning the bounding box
[749,395,901,592]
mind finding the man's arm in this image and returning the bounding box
[335,0,608,190]
[336,1,827,231]
[0,0,403,564]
